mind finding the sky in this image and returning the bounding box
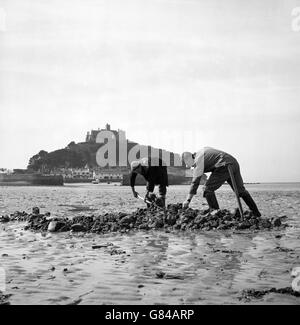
[0,0,300,182]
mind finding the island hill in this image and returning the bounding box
[25,124,195,186]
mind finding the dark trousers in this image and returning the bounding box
[203,162,247,197]
[146,183,167,197]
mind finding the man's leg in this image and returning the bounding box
[157,184,167,208]
[145,181,156,207]
[227,164,261,217]
[203,167,229,210]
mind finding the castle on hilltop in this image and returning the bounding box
[85,123,120,143]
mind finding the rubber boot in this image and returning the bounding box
[156,196,166,208]
[204,192,220,210]
[145,192,156,208]
[240,192,261,217]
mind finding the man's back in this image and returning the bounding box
[143,157,168,186]
[203,147,237,172]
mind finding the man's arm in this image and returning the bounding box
[190,176,202,194]
[130,172,138,197]
[183,174,207,208]
[183,150,205,207]
[183,176,201,207]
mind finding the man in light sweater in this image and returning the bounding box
[182,147,261,217]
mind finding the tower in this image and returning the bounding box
[86,131,90,142]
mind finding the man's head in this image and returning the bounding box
[182,152,195,168]
[131,160,141,174]
[130,158,149,174]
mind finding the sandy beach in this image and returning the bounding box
[1,184,300,305]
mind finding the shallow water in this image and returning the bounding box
[0,184,300,305]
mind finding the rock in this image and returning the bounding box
[240,287,300,301]
[260,219,272,229]
[223,215,232,221]
[9,203,287,234]
[0,215,10,223]
[119,215,136,226]
[118,213,128,219]
[153,219,164,228]
[56,222,70,232]
[109,248,126,255]
[0,293,12,305]
[194,215,207,225]
[92,243,113,249]
[48,221,58,232]
[210,210,220,217]
[237,221,251,230]
[217,224,229,230]
[67,298,82,305]
[243,210,252,218]
[165,274,185,280]
[156,271,166,279]
[273,218,282,227]
[32,207,40,215]
[71,224,86,232]
[165,214,177,226]
[47,220,67,232]
[211,221,219,228]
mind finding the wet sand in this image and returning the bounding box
[1,184,300,305]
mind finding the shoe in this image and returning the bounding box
[156,197,165,208]
[240,192,261,217]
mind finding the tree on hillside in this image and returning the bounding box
[27,150,49,171]
[67,141,76,149]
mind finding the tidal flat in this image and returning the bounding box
[0,183,300,305]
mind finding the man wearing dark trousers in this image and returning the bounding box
[130,157,168,208]
[182,147,261,217]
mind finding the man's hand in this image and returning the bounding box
[183,194,193,209]
[201,174,208,183]
[145,192,156,203]
[183,200,190,209]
